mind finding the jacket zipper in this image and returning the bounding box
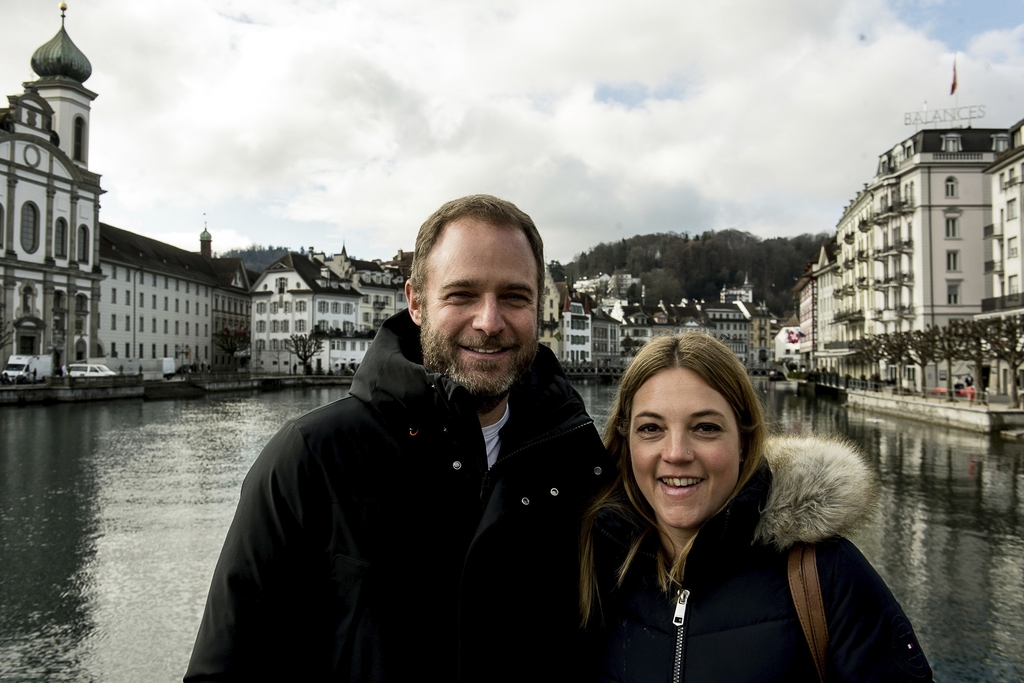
[671,589,690,683]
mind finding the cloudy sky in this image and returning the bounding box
[2,0,1023,263]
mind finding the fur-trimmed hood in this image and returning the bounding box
[752,435,879,551]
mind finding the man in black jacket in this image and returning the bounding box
[185,195,611,682]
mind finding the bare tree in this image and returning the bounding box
[285,333,324,375]
[212,327,251,368]
[985,315,1024,409]
[882,331,912,394]
[852,334,885,384]
[961,319,991,404]
[934,321,966,401]
[907,327,940,397]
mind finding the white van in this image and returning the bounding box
[1,355,54,384]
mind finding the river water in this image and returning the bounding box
[1,383,1022,682]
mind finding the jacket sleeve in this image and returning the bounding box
[184,420,333,682]
[820,538,933,682]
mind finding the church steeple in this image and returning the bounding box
[31,4,92,84]
[28,3,98,168]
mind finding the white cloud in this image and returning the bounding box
[2,0,1023,262]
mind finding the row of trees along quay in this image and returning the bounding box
[849,317,1024,408]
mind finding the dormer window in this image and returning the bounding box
[994,134,1010,153]
[941,134,962,153]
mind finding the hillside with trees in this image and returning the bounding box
[558,230,833,316]
[217,244,293,272]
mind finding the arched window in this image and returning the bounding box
[54,217,68,258]
[945,176,958,198]
[20,202,39,253]
[77,224,89,263]
[53,291,65,310]
[76,293,88,312]
[73,117,85,162]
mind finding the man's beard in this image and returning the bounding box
[420,311,537,414]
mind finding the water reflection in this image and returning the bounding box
[1,384,1022,682]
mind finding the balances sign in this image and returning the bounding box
[904,105,985,126]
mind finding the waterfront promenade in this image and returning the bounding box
[808,376,1024,435]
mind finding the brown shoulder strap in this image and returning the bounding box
[788,543,829,683]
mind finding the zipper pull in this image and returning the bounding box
[672,589,690,626]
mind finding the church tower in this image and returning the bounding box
[29,2,97,168]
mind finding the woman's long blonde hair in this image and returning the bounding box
[580,332,767,623]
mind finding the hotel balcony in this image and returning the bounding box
[1003,176,1020,190]
[985,259,1004,274]
[898,198,914,214]
[898,240,914,252]
[856,276,869,290]
[983,224,1003,239]
[858,219,871,233]
[896,305,915,318]
[844,232,855,244]
[856,249,869,262]
[843,258,855,270]
[981,293,1024,313]
[895,271,914,284]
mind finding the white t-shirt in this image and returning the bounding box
[481,403,511,469]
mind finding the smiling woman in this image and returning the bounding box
[580,333,933,683]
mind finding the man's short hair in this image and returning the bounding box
[410,194,545,297]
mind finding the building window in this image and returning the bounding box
[281,320,289,333]
[54,218,67,258]
[296,320,305,332]
[111,314,117,330]
[20,202,39,253]
[164,320,168,333]
[945,217,959,238]
[945,176,958,198]
[257,320,266,333]
[276,277,288,294]
[1011,275,1020,295]
[946,250,960,271]
[111,288,117,304]
[77,225,89,262]
[947,283,960,305]
[318,301,329,313]
[296,301,306,313]
[256,302,266,314]
[1010,237,1019,259]
[1009,199,1018,220]
[343,302,353,315]
[73,116,85,162]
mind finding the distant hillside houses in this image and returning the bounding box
[540,266,782,368]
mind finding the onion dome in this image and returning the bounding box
[31,5,92,84]
[200,228,212,241]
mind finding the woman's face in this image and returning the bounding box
[629,367,742,555]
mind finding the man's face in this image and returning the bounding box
[407,217,538,402]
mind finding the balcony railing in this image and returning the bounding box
[983,224,1002,239]
[858,219,871,233]
[898,198,914,213]
[985,259,1004,274]
[1003,176,1020,189]
[843,232,855,244]
[898,240,914,252]
[856,277,869,289]
[856,249,869,261]
[981,293,1024,313]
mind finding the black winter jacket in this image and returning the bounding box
[185,311,611,682]
[587,436,933,683]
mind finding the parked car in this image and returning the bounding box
[928,384,972,397]
[68,363,118,378]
